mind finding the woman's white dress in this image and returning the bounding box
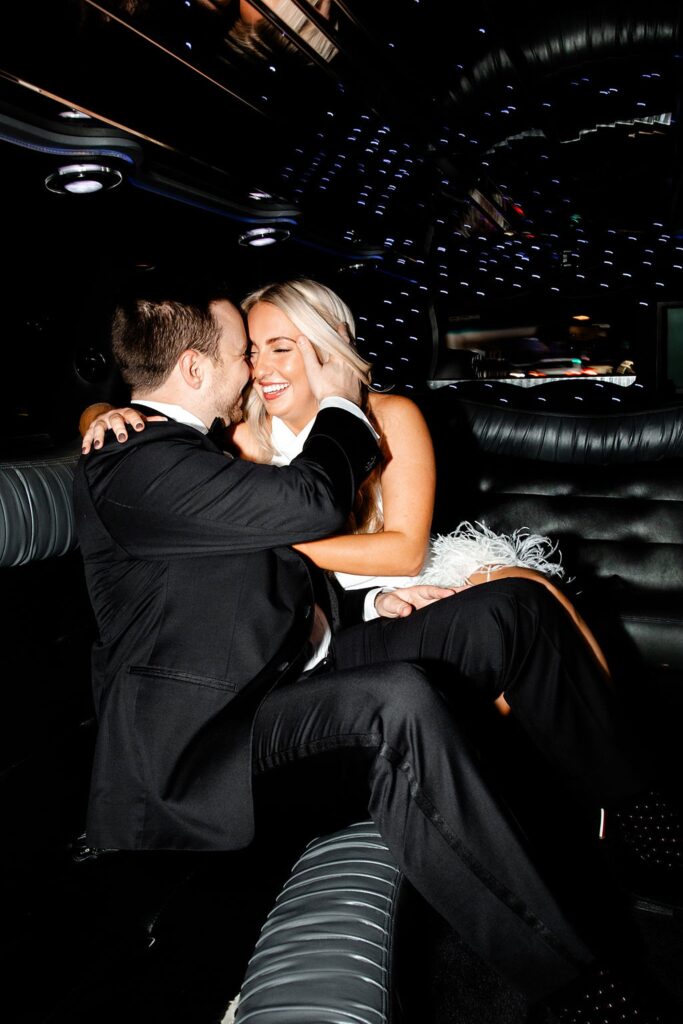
[269,415,565,590]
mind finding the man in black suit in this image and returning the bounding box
[75,285,677,1023]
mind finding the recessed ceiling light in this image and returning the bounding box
[572,314,591,321]
[58,109,92,120]
[45,163,123,195]
[238,227,290,247]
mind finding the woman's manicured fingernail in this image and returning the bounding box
[117,432,127,441]
[135,422,144,430]
[94,440,102,449]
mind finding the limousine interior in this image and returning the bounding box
[2,2,683,1022]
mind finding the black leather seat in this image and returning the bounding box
[426,379,683,774]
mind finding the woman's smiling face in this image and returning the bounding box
[247,301,319,433]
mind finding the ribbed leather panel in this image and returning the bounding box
[459,403,683,464]
[0,454,79,567]
[235,822,400,1024]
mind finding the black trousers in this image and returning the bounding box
[252,579,648,1002]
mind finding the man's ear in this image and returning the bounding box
[178,349,204,389]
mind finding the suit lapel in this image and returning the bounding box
[128,404,229,455]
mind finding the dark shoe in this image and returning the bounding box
[70,832,116,863]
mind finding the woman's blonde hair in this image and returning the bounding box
[241,278,384,533]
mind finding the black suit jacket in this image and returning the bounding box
[74,407,380,851]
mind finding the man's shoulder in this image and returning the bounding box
[104,419,204,451]
[78,420,210,482]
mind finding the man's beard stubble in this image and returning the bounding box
[225,398,244,424]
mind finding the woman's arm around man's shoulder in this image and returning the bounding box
[293,392,436,577]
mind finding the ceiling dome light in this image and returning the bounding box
[238,226,291,247]
[45,163,123,195]
[58,109,92,120]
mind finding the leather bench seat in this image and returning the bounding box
[428,381,683,688]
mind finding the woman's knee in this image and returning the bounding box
[481,576,561,619]
[457,577,566,658]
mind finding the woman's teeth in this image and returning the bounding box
[262,383,289,396]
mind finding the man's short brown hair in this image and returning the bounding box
[111,298,223,393]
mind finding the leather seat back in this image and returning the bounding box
[426,382,683,680]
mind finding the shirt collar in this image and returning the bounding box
[270,415,316,466]
[133,400,209,435]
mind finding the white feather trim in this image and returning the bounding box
[418,521,565,589]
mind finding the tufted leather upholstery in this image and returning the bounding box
[427,382,683,683]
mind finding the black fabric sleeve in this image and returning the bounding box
[332,579,378,629]
[86,408,380,560]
